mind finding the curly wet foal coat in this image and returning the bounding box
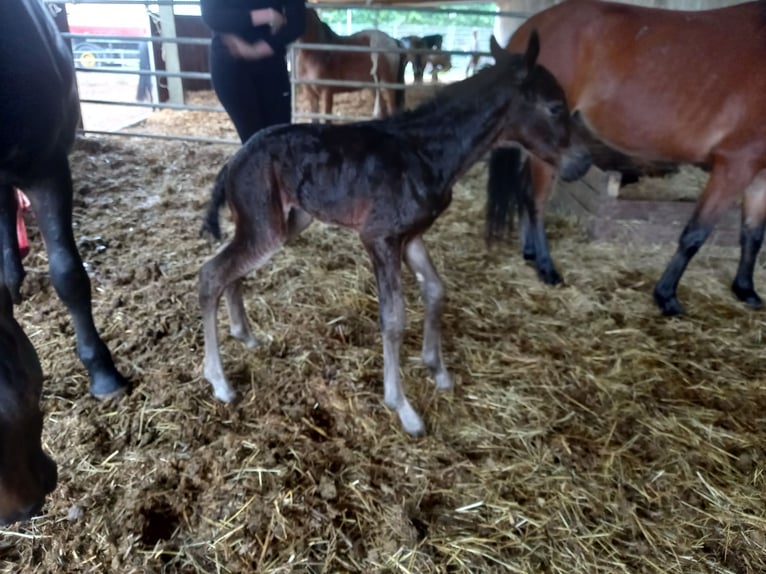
[199,33,591,435]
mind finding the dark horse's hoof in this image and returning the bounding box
[732,282,763,309]
[537,267,562,286]
[89,370,131,401]
[653,289,684,317]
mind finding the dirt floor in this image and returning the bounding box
[2,88,766,574]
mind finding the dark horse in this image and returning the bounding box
[199,32,591,436]
[487,0,766,316]
[0,285,57,525]
[400,33,444,83]
[296,8,406,121]
[0,0,129,397]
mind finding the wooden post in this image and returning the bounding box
[158,5,184,105]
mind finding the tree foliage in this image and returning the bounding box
[316,3,497,28]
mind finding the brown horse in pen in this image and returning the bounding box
[296,8,405,121]
[487,0,766,316]
[199,33,591,436]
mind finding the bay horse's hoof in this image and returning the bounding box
[90,371,131,401]
[653,289,685,317]
[732,282,763,309]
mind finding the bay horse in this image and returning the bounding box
[487,0,766,316]
[198,32,591,436]
[296,8,405,121]
[0,0,129,397]
[401,34,445,83]
[0,284,57,525]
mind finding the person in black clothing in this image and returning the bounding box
[201,0,306,143]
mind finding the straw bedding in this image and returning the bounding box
[1,87,765,574]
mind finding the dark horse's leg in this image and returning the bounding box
[654,157,758,316]
[364,235,424,437]
[0,183,25,302]
[485,148,562,284]
[731,170,766,307]
[23,155,129,399]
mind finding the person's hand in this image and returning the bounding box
[269,8,286,35]
[222,34,274,60]
[250,8,285,34]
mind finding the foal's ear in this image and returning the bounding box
[489,34,505,62]
[524,30,541,73]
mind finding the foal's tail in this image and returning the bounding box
[201,163,229,241]
[485,146,531,243]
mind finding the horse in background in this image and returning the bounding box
[401,33,445,83]
[296,8,406,121]
[487,0,766,315]
[0,0,129,398]
[425,50,452,82]
[198,32,591,436]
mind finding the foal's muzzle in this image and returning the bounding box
[559,146,592,182]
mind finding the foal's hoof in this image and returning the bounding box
[653,289,684,317]
[396,403,426,437]
[434,370,453,391]
[90,371,131,401]
[732,282,763,309]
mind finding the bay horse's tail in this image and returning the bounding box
[485,146,531,243]
[201,163,229,241]
[395,41,407,110]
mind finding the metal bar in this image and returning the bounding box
[295,112,375,123]
[79,98,224,112]
[75,66,210,80]
[62,32,211,46]
[292,78,406,90]
[78,130,240,146]
[47,1,201,6]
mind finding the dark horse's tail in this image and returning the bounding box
[395,41,407,110]
[201,163,229,241]
[485,146,532,243]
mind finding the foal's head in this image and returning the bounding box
[0,288,57,526]
[491,31,591,182]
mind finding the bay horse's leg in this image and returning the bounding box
[200,230,286,402]
[654,158,757,316]
[521,154,561,285]
[23,156,129,399]
[732,170,766,307]
[308,90,320,124]
[365,236,425,436]
[0,183,24,303]
[404,237,452,391]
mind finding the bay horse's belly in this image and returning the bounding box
[510,0,766,166]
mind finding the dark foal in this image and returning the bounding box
[0,285,57,526]
[199,32,591,436]
[0,0,128,398]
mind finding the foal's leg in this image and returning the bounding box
[654,156,756,316]
[200,230,286,402]
[222,208,311,348]
[522,154,561,285]
[404,237,452,390]
[24,157,129,399]
[732,169,766,307]
[365,236,425,436]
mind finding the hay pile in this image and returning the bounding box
[1,91,765,574]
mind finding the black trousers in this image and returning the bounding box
[210,38,291,144]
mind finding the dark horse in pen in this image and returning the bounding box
[198,32,590,436]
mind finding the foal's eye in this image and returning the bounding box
[547,102,565,117]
